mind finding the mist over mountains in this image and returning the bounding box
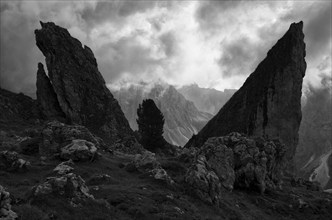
[110,82,213,146]
[295,75,332,189]
[178,84,236,115]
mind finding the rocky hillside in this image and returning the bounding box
[178,84,236,115]
[111,82,212,146]
[35,22,136,146]
[0,88,39,130]
[1,21,331,220]
[185,22,307,171]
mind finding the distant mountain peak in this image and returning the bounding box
[111,82,213,146]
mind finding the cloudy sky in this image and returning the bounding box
[0,0,331,96]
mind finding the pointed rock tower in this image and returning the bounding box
[35,22,136,145]
[36,62,65,120]
[185,22,306,168]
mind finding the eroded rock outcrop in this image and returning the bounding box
[185,22,306,170]
[39,121,103,157]
[35,21,136,146]
[125,151,174,185]
[185,155,223,206]
[185,133,286,205]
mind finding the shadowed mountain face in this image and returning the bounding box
[178,84,236,115]
[34,22,136,144]
[185,21,306,169]
[111,83,212,146]
[295,81,332,189]
[0,88,39,128]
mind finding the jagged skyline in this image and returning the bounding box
[0,0,331,96]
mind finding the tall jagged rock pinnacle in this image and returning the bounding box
[185,21,306,169]
[35,21,135,144]
[36,62,65,120]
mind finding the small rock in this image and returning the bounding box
[60,139,97,162]
[53,160,74,175]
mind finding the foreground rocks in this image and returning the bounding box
[33,161,94,207]
[126,151,174,185]
[185,133,286,206]
[0,151,30,172]
[0,185,18,220]
[185,22,306,171]
[35,21,137,147]
[39,121,103,157]
[185,155,223,206]
[60,139,97,162]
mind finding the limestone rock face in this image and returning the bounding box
[185,133,286,200]
[36,62,65,120]
[35,21,135,145]
[185,155,222,206]
[185,22,306,169]
[199,138,235,191]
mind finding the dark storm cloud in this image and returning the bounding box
[195,0,242,31]
[0,2,43,96]
[195,0,280,78]
[217,36,270,77]
[81,0,172,29]
[198,0,331,79]
[159,31,177,57]
[81,1,148,27]
[281,1,332,60]
[0,0,169,95]
[96,36,163,83]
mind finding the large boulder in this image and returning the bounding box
[0,185,18,220]
[126,151,174,185]
[35,21,137,147]
[39,121,103,156]
[60,140,97,162]
[33,172,94,201]
[199,138,235,190]
[0,151,30,172]
[185,22,306,171]
[185,155,222,206]
[186,133,286,197]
